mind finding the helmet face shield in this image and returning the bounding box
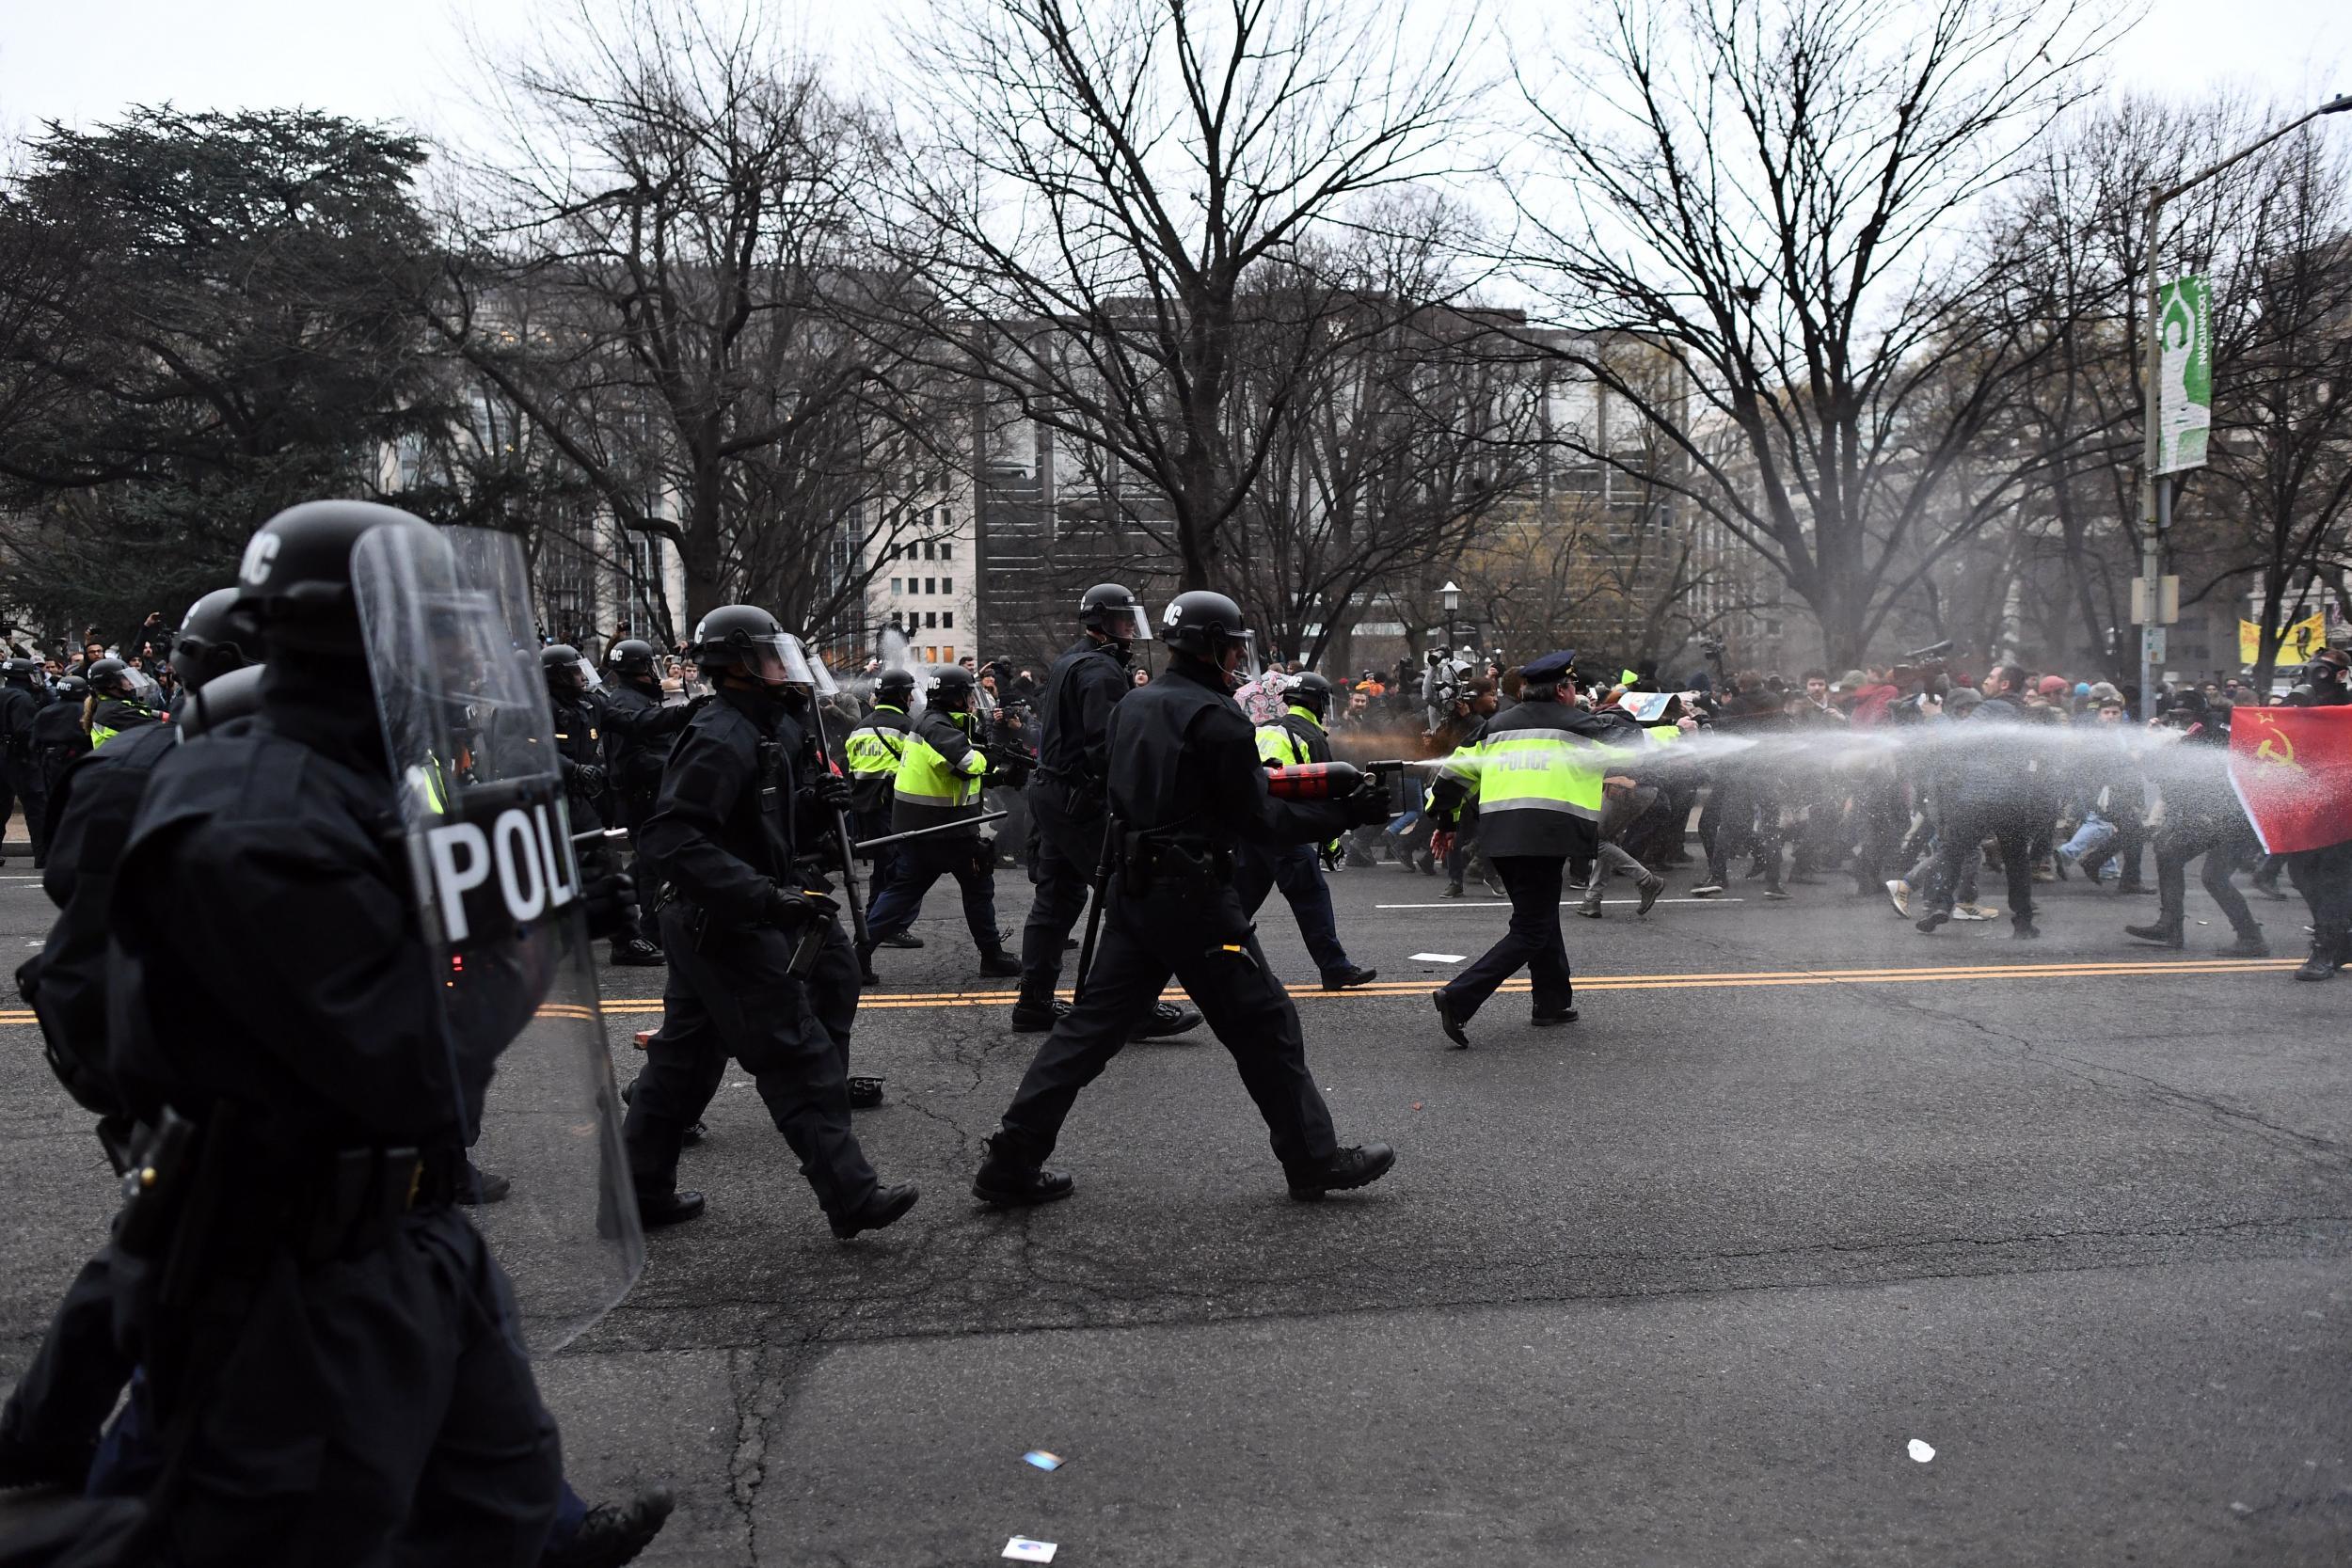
[1095,604,1152,643]
[795,637,841,697]
[1232,629,1261,684]
[738,632,817,689]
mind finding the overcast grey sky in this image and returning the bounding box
[0,0,2343,149]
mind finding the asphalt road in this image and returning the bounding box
[4,844,2348,1565]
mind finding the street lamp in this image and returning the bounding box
[2138,92,2352,719]
[1438,580,1462,655]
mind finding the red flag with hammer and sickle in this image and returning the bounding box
[2229,705,2352,853]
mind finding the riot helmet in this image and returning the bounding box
[172,586,262,694]
[874,668,916,706]
[1158,591,1258,685]
[607,638,658,679]
[1079,582,1152,645]
[235,499,443,654]
[541,643,595,697]
[84,657,139,702]
[53,674,87,704]
[180,662,265,738]
[688,605,823,692]
[1284,671,1334,720]
[928,663,977,712]
[1,657,41,682]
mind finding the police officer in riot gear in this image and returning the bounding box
[972,590,1396,1208]
[622,604,919,1237]
[859,662,1025,977]
[0,604,257,1496]
[83,657,162,748]
[0,656,51,862]
[95,501,657,1566]
[600,638,689,966]
[1011,584,1200,1037]
[841,668,921,945]
[27,674,90,859]
[542,643,612,833]
[1238,672,1378,990]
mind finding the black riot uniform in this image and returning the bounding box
[620,604,918,1238]
[971,592,1395,1208]
[0,658,51,860]
[1011,584,1200,1038]
[29,676,91,839]
[90,503,593,1567]
[599,640,689,965]
[542,644,611,835]
[0,657,258,1495]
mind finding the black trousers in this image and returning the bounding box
[617,797,660,947]
[996,877,1338,1171]
[0,1243,131,1462]
[103,1207,560,1568]
[2288,837,2352,948]
[864,836,1004,953]
[1926,804,2036,928]
[1440,854,1573,1019]
[1234,844,1354,979]
[1017,785,1104,987]
[623,909,877,1218]
[2153,813,2261,936]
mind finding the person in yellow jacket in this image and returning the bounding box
[1423,650,1645,1047]
[841,668,924,950]
[1236,673,1377,990]
[859,664,1026,977]
[82,659,162,748]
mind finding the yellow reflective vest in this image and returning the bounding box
[843,705,912,815]
[892,707,991,838]
[1429,701,1644,858]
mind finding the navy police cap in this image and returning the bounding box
[1518,649,1578,683]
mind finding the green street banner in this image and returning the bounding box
[2154,277,2212,474]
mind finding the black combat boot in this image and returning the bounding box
[1285,1143,1396,1201]
[2124,917,2185,949]
[542,1490,675,1568]
[1009,975,1070,1033]
[972,1134,1075,1207]
[830,1182,921,1240]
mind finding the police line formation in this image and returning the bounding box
[0,499,2347,1566]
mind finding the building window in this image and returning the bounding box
[923,541,936,561]
[942,578,952,595]
[940,543,953,562]
[925,610,938,628]
[890,578,901,595]
[942,612,954,629]
[924,577,936,594]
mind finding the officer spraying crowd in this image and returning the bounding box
[971,591,1397,1209]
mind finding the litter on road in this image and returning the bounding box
[1003,1538,1058,1561]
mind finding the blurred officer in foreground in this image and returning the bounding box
[972,591,1395,1208]
[841,667,922,949]
[0,655,54,863]
[1010,583,1200,1038]
[599,638,690,967]
[859,663,1025,978]
[1426,650,1643,1048]
[623,606,918,1238]
[1238,672,1377,990]
[91,502,658,1565]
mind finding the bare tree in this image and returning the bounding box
[421,0,952,630]
[885,0,1484,593]
[1505,0,2123,670]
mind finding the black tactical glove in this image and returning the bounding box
[813,772,852,811]
[764,884,840,928]
[581,870,636,941]
[1343,784,1400,829]
[571,762,609,796]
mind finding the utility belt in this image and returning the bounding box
[1033,766,1106,815]
[116,1108,469,1296]
[1117,832,1234,895]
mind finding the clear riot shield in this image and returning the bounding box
[352,523,644,1354]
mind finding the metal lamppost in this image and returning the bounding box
[1439,580,1462,656]
[2138,92,2352,719]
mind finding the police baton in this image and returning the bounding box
[1071,815,1118,1006]
[569,828,629,846]
[850,811,1009,852]
[803,702,872,956]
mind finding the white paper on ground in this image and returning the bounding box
[1003,1539,1058,1562]
[1908,1439,1935,1463]
[1409,952,1467,962]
